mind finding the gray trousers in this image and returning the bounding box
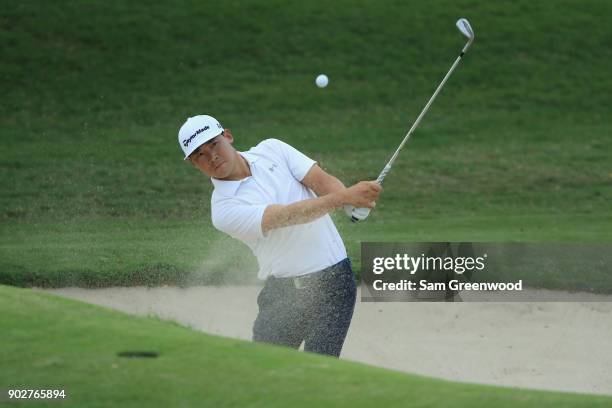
[252,258,357,357]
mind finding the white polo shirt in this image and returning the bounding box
[210,138,347,280]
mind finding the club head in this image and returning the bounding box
[456,18,474,53]
[456,18,474,40]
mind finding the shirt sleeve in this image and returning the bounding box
[212,199,267,243]
[265,138,317,181]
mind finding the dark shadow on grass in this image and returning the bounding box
[0,263,228,288]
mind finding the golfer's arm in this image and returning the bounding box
[261,164,348,234]
[301,164,346,196]
[262,192,346,234]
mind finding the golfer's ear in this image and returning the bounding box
[223,129,234,144]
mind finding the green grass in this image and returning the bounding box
[1,0,611,287]
[1,214,611,288]
[2,284,611,407]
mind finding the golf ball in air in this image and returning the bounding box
[316,74,329,88]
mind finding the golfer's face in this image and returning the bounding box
[189,131,236,179]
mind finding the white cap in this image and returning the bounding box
[178,115,224,160]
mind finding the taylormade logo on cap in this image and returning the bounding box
[182,126,210,147]
[178,115,224,160]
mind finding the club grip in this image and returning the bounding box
[350,206,371,222]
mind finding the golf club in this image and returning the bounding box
[349,18,475,222]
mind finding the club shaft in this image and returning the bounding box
[375,50,467,184]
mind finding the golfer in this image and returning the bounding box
[178,115,381,357]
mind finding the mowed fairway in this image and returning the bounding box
[2,285,611,407]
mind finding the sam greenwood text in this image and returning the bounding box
[372,280,523,291]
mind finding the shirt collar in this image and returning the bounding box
[210,151,259,197]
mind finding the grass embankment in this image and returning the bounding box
[2,285,611,407]
[1,215,610,289]
[1,0,611,287]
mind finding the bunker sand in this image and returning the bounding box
[43,286,612,396]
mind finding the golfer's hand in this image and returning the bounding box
[342,181,381,209]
